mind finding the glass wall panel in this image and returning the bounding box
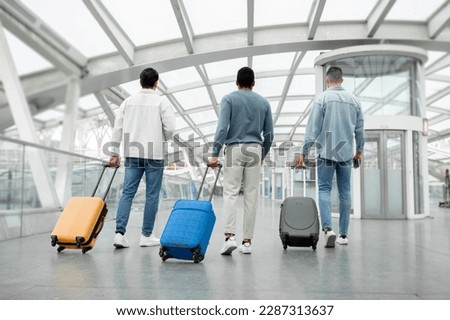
[363,138,382,216]
[386,133,404,216]
[325,55,419,116]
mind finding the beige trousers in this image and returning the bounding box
[222,143,261,240]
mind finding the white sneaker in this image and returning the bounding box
[239,242,252,254]
[324,229,336,248]
[336,236,349,245]
[220,236,237,255]
[139,234,160,247]
[114,233,129,248]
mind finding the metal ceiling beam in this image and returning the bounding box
[367,0,396,37]
[307,0,326,40]
[83,0,135,66]
[170,0,194,54]
[273,51,307,123]
[1,22,450,131]
[247,0,255,46]
[94,91,115,126]
[195,65,219,116]
[0,0,87,76]
[428,1,450,39]
[426,85,450,105]
[427,105,450,115]
[429,113,450,126]
[426,53,450,76]
[428,127,450,143]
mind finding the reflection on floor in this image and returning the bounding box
[0,197,449,300]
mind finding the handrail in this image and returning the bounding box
[0,135,103,163]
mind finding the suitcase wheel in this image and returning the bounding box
[75,236,85,248]
[50,235,57,247]
[161,253,170,262]
[159,248,170,262]
[192,249,204,263]
[57,246,65,253]
[281,235,288,250]
[82,247,92,254]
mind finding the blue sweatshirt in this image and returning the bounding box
[302,86,365,162]
[212,89,274,159]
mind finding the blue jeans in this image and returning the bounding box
[317,157,352,236]
[115,157,164,237]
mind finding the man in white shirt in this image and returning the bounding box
[109,68,175,248]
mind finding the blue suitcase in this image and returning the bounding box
[159,164,221,263]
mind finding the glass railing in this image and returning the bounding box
[0,136,210,242]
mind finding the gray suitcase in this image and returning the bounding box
[279,196,320,251]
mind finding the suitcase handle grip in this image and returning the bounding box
[92,163,119,200]
[197,163,222,202]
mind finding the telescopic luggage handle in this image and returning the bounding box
[91,162,119,200]
[197,163,222,201]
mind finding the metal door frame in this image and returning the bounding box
[361,130,406,219]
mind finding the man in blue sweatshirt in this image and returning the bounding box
[209,67,274,255]
[294,66,365,248]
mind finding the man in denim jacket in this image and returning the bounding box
[295,66,365,248]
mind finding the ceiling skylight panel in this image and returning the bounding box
[175,116,189,130]
[79,94,100,111]
[211,82,239,103]
[276,116,298,126]
[425,80,449,97]
[288,75,316,95]
[21,0,116,57]
[434,66,450,78]
[102,0,181,46]
[254,76,287,98]
[33,109,62,122]
[4,30,53,75]
[188,110,217,125]
[321,0,377,21]
[386,0,447,21]
[431,94,450,109]
[172,87,211,110]
[253,53,296,73]
[299,51,326,69]
[183,0,246,35]
[425,51,448,68]
[198,125,217,137]
[429,118,450,132]
[281,100,310,113]
[160,67,202,89]
[274,127,292,135]
[254,0,311,27]
[204,58,247,79]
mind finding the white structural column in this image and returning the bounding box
[54,77,81,205]
[0,21,59,208]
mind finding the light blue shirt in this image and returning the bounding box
[212,89,274,159]
[302,86,365,162]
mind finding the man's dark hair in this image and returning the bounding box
[326,66,343,82]
[140,68,159,88]
[237,67,255,88]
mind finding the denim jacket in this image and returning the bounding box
[302,86,365,162]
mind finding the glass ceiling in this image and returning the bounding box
[1,0,450,170]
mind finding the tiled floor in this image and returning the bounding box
[1,196,450,300]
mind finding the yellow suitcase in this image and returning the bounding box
[50,163,118,253]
